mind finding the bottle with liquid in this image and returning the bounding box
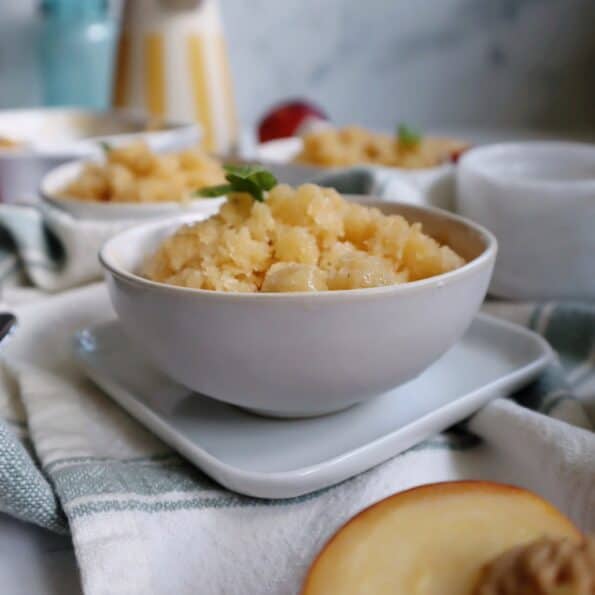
[38,0,122,109]
[112,0,237,154]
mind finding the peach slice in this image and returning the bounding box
[302,481,582,595]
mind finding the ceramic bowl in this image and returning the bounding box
[41,159,225,221]
[99,197,496,418]
[0,107,199,204]
[457,141,595,299]
[254,137,459,211]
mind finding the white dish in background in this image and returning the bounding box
[0,108,199,205]
[457,141,595,300]
[255,136,308,166]
[41,159,224,221]
[74,314,551,499]
[0,107,199,157]
[99,198,497,417]
[254,137,457,211]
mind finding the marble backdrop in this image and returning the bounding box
[221,0,595,133]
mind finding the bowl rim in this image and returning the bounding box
[39,157,224,213]
[458,140,595,190]
[0,107,199,160]
[99,196,498,301]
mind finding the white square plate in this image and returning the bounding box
[73,314,551,499]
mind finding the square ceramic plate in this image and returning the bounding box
[73,314,551,499]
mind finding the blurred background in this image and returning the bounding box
[222,0,595,133]
[1,0,594,142]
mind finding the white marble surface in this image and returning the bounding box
[221,0,595,133]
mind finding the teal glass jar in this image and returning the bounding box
[38,0,121,109]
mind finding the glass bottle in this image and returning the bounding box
[38,0,121,109]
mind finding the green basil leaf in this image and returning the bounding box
[99,140,112,153]
[195,184,232,197]
[201,164,277,202]
[397,124,421,149]
[225,174,264,201]
[223,163,266,178]
[250,170,277,191]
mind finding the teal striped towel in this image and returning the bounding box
[0,284,593,595]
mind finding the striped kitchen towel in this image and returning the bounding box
[0,283,593,595]
[0,203,134,293]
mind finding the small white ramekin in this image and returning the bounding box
[457,141,595,300]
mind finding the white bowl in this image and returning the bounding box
[457,141,595,299]
[99,197,496,418]
[0,107,199,204]
[254,137,458,211]
[41,159,225,221]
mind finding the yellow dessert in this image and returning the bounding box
[62,141,225,203]
[0,135,23,150]
[143,183,465,293]
[295,125,468,169]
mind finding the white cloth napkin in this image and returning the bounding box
[0,284,593,595]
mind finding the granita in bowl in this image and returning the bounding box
[294,124,468,169]
[41,141,227,220]
[100,167,496,417]
[143,174,465,293]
